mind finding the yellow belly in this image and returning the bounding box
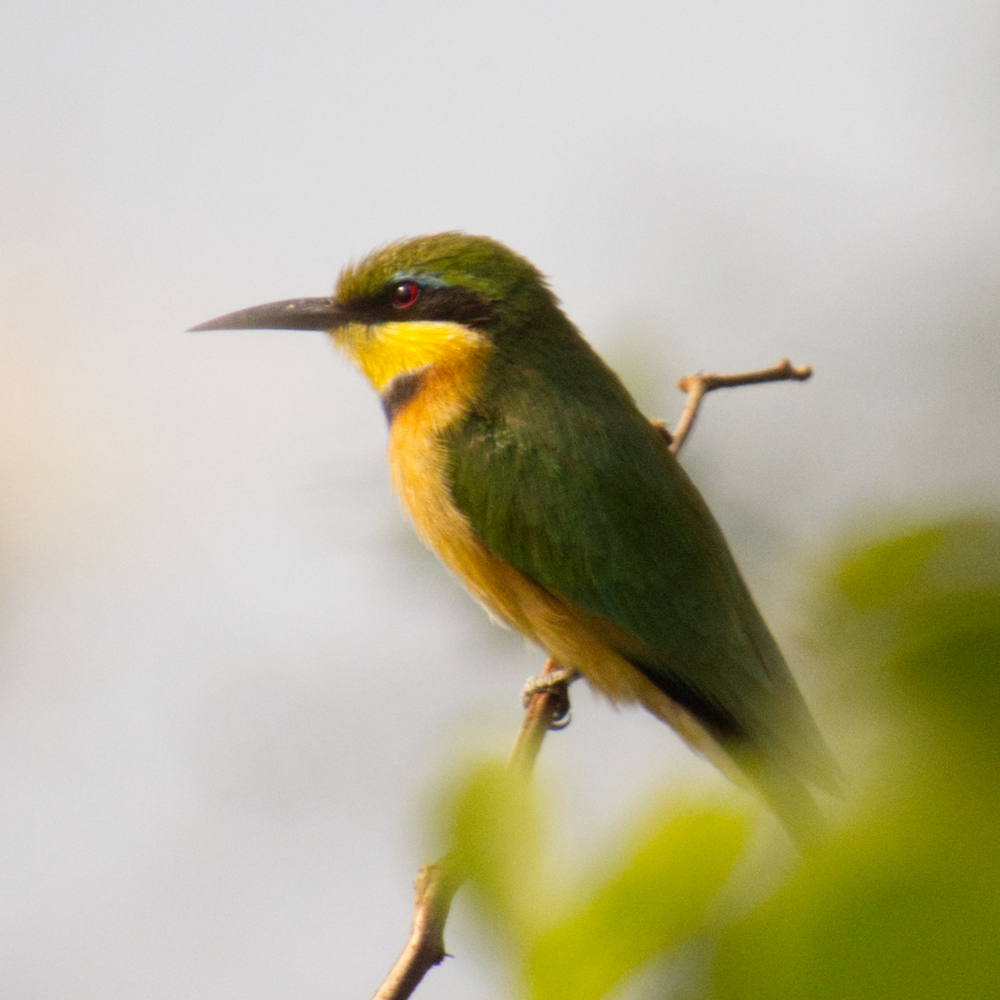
[385,380,725,767]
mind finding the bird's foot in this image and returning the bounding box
[521,665,579,728]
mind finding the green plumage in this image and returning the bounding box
[428,237,839,833]
[449,308,832,738]
[193,232,840,843]
[337,232,544,307]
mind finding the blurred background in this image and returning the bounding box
[1,1,998,996]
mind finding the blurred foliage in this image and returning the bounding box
[432,758,750,1000]
[428,515,1000,998]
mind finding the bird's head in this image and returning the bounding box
[190,233,562,406]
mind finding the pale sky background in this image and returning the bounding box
[2,0,999,997]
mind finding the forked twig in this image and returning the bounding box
[369,358,812,1000]
[668,358,812,454]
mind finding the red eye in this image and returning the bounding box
[391,280,420,309]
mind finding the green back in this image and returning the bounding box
[334,231,838,814]
[442,300,836,792]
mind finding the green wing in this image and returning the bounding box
[443,349,838,795]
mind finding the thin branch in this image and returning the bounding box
[370,661,571,1000]
[669,358,812,454]
[368,358,812,1000]
[508,659,575,775]
[370,861,461,1000]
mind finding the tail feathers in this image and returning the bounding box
[742,757,832,851]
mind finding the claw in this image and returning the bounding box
[521,665,579,729]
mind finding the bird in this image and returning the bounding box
[191,232,839,845]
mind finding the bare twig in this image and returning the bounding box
[370,661,572,1000]
[370,861,461,1000]
[369,358,812,1000]
[669,358,812,454]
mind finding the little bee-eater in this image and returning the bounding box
[192,233,839,844]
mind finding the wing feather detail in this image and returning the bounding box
[442,364,840,796]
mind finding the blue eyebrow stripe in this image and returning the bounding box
[391,271,450,289]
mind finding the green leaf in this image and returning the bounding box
[711,514,1000,1000]
[433,758,543,942]
[525,805,748,1000]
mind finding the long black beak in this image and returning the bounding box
[188,297,354,332]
